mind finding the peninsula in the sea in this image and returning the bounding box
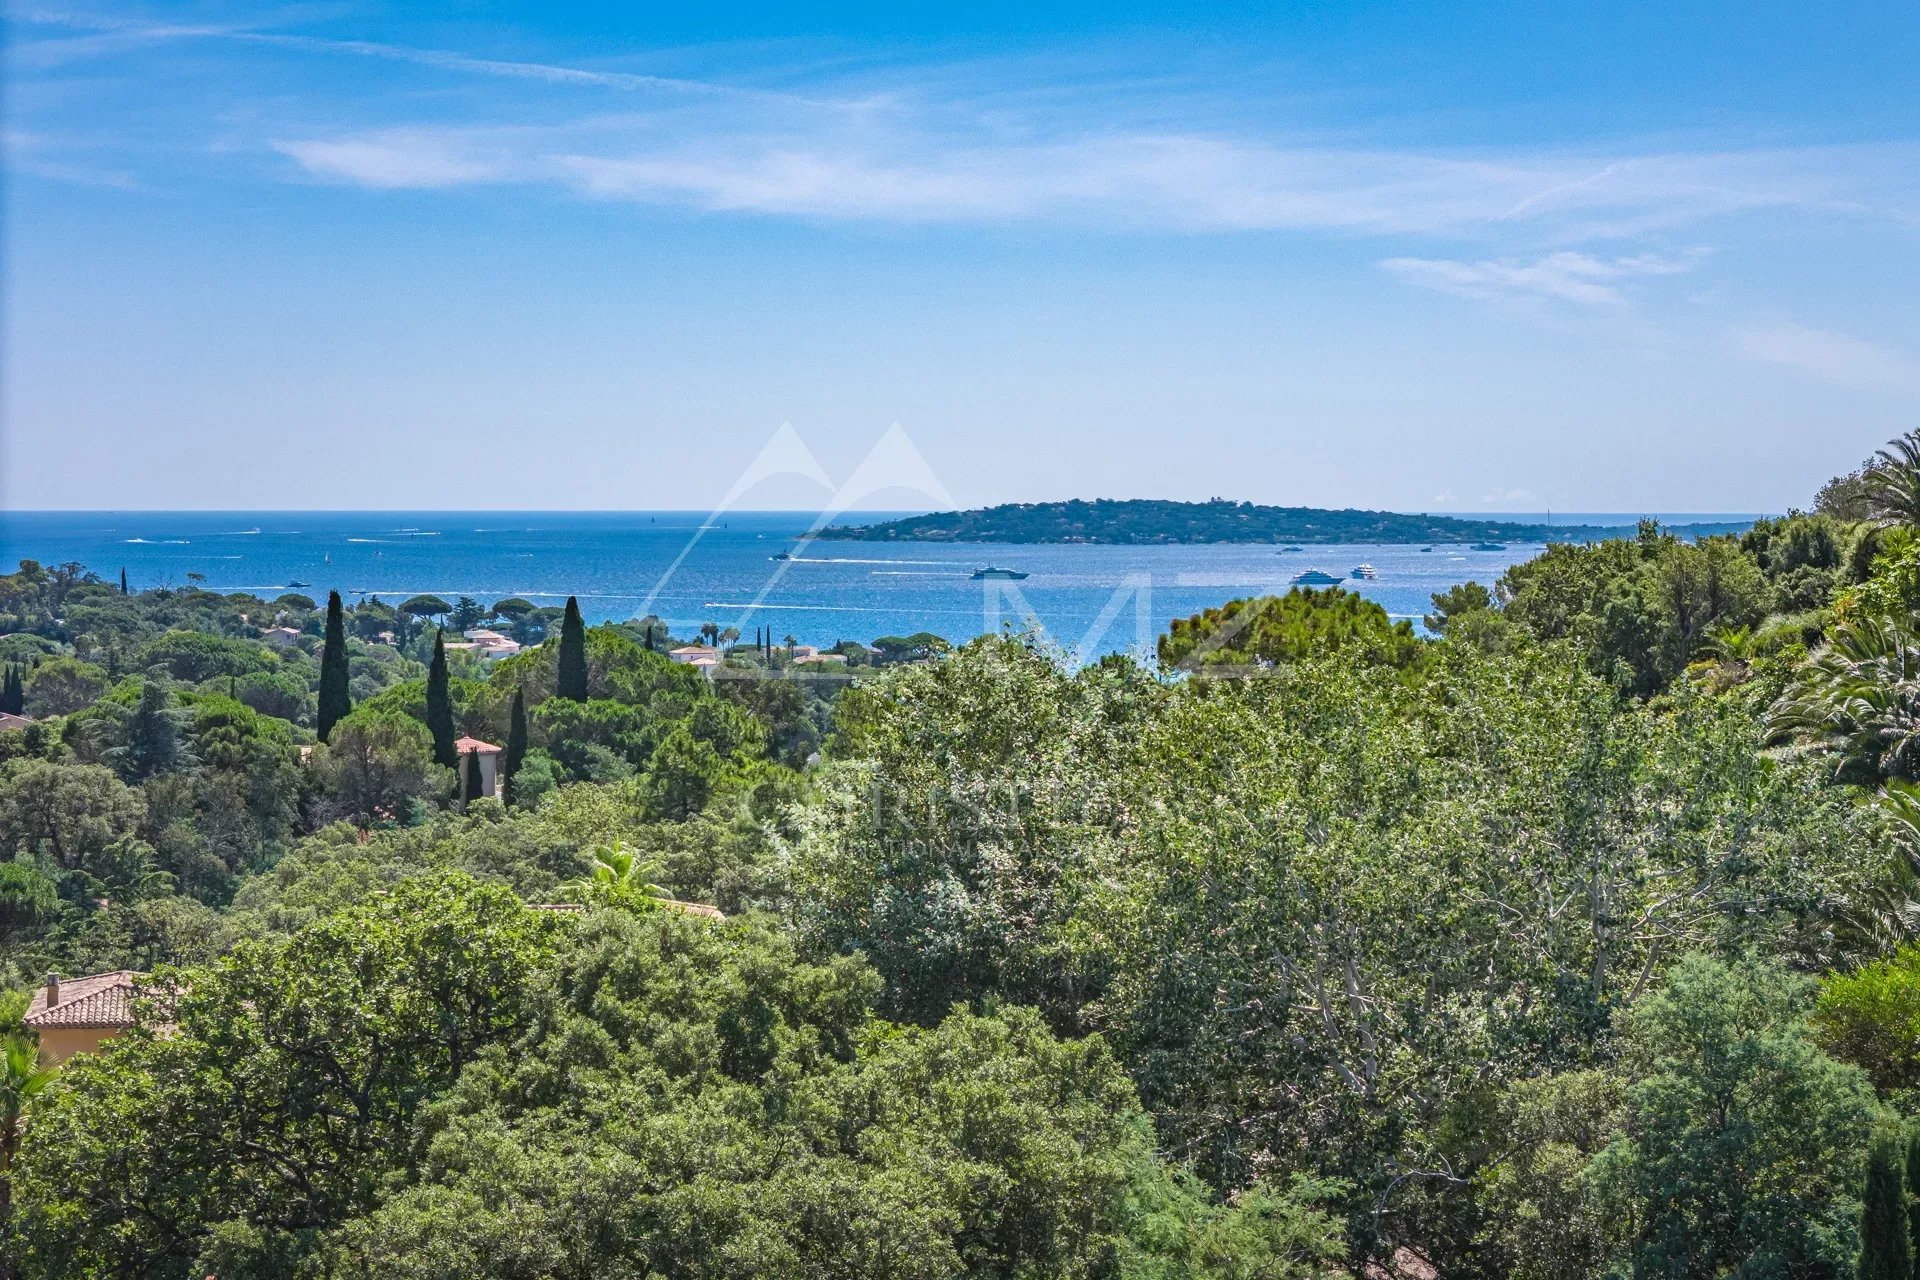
[816,499,1755,545]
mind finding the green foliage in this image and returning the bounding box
[0,525,1910,1279]
[1770,609,1920,781]
[818,498,1741,546]
[460,747,483,804]
[1423,579,1493,635]
[869,631,952,664]
[398,594,453,619]
[229,668,307,722]
[313,709,449,827]
[556,596,588,702]
[1587,953,1879,1279]
[1159,586,1420,671]
[1813,943,1920,1095]
[317,591,351,742]
[501,686,527,805]
[1859,1134,1912,1280]
[136,629,273,683]
[23,656,107,718]
[338,909,1298,1280]
[1471,1071,1628,1280]
[0,1030,57,1217]
[425,630,456,769]
[10,875,560,1278]
[1862,430,1920,528]
[0,759,144,869]
[557,842,665,910]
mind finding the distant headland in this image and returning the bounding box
[815,499,1756,545]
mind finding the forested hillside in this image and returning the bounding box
[1,441,1919,1278]
[816,497,1753,544]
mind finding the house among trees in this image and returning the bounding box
[668,644,723,677]
[260,625,303,648]
[455,736,503,797]
[0,711,33,731]
[24,970,140,1063]
[455,628,523,660]
[532,899,726,921]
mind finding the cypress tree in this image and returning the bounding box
[426,630,457,769]
[1906,1128,1920,1275]
[317,590,352,742]
[120,567,128,595]
[1861,1134,1912,1280]
[502,686,528,806]
[1,666,21,715]
[462,747,484,804]
[556,596,588,702]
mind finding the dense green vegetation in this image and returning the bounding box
[818,497,1754,545]
[7,439,1920,1276]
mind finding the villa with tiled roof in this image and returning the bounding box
[23,971,141,1062]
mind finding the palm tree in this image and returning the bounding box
[0,1032,57,1218]
[1769,610,1920,781]
[699,622,720,646]
[561,844,667,912]
[1863,429,1920,528]
[1701,623,1756,662]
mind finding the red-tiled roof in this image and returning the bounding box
[531,899,725,920]
[24,971,140,1029]
[453,736,502,753]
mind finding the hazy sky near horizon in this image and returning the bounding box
[5,2,1919,513]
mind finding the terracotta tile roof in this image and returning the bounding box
[531,898,725,921]
[24,971,141,1029]
[0,712,34,730]
[453,736,502,753]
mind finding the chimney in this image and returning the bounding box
[44,972,59,1006]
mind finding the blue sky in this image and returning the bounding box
[5,1,1919,512]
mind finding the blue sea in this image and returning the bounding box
[0,511,1765,662]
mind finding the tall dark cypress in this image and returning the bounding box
[120,567,129,595]
[1906,1128,1920,1276]
[461,747,485,804]
[1,666,21,715]
[502,686,528,806]
[426,630,457,769]
[317,590,352,742]
[1860,1134,1912,1280]
[556,596,588,702]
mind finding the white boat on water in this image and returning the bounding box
[1291,569,1343,586]
[1351,564,1378,580]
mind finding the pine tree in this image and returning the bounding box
[556,596,588,702]
[502,686,528,806]
[1861,1134,1912,1280]
[462,747,485,805]
[426,630,456,769]
[317,590,352,742]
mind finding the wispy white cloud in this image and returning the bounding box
[265,115,1919,242]
[12,9,769,98]
[1379,250,1702,305]
[18,8,1920,251]
[272,133,511,190]
[1734,323,1920,394]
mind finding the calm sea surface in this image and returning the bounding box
[1,511,1763,661]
